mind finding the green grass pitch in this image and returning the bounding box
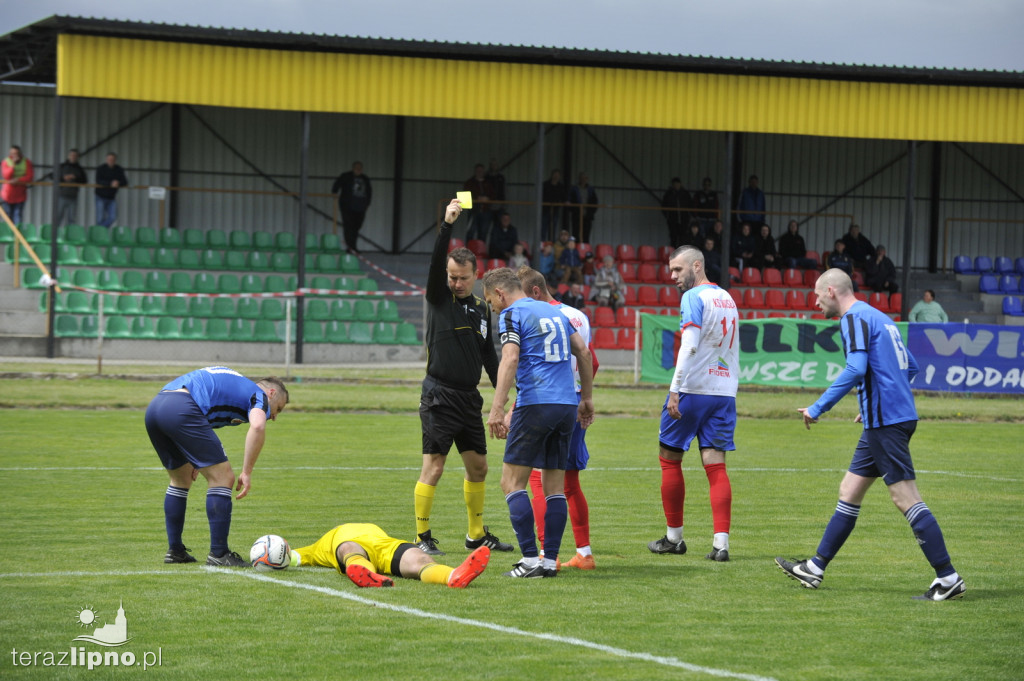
[1,377,1022,680]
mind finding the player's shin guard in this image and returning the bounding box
[703,463,732,534]
[659,455,685,527]
[464,479,486,540]
[164,485,189,550]
[811,500,860,571]
[506,489,538,557]
[543,494,568,562]
[905,502,956,578]
[564,469,591,549]
[528,470,547,546]
[414,481,436,537]
[205,486,233,556]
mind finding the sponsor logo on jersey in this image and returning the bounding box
[708,356,731,377]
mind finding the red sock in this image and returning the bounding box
[564,469,590,548]
[659,455,685,528]
[529,469,546,546]
[704,462,732,534]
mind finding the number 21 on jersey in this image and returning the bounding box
[539,316,570,362]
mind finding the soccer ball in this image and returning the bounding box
[249,534,291,570]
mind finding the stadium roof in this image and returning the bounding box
[3,15,1023,88]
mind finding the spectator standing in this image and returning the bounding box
[736,175,766,230]
[95,152,128,228]
[541,169,568,242]
[752,224,780,269]
[488,211,519,261]
[908,290,949,323]
[568,173,598,243]
[591,255,625,310]
[56,149,88,227]
[841,223,875,268]
[730,222,757,270]
[661,177,692,248]
[692,177,719,232]
[463,163,496,243]
[778,220,817,269]
[865,245,899,293]
[332,161,373,255]
[1,145,33,224]
[485,158,506,214]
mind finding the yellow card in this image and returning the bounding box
[456,191,473,209]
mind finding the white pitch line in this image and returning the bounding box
[0,570,187,578]
[208,567,779,681]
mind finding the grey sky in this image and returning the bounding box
[2,0,1022,73]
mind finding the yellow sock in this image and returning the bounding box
[415,482,436,537]
[464,479,486,540]
[419,563,453,585]
[342,553,374,574]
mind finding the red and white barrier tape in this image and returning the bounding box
[355,253,425,292]
[63,286,423,298]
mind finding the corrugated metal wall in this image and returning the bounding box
[3,84,1020,269]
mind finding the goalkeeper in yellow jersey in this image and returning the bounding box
[290,523,489,588]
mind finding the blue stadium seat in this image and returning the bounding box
[1016,257,1024,276]
[994,256,1014,275]
[974,256,993,273]
[998,275,1019,294]
[1001,296,1024,317]
[952,255,975,274]
[978,274,999,293]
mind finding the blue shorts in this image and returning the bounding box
[504,403,577,470]
[849,421,917,484]
[566,420,590,471]
[145,391,228,470]
[658,393,736,453]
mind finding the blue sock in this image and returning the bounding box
[505,490,538,557]
[542,494,568,562]
[164,485,189,551]
[905,502,955,578]
[206,487,233,556]
[811,500,860,571]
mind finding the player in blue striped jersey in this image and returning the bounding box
[776,269,964,601]
[482,268,595,578]
[146,366,289,567]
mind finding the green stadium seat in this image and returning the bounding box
[303,320,326,343]
[331,299,354,321]
[154,247,178,268]
[275,232,297,251]
[287,275,297,290]
[253,231,274,250]
[111,226,134,247]
[122,270,145,292]
[325,320,350,343]
[55,314,79,337]
[129,247,154,268]
[72,269,96,289]
[206,229,228,249]
[178,249,200,269]
[225,251,246,270]
[159,228,182,248]
[165,297,188,316]
[305,233,319,252]
[271,252,294,272]
[183,228,205,249]
[130,316,157,339]
[396,322,420,345]
[357,277,378,292]
[305,299,330,320]
[66,291,92,313]
[16,223,39,242]
[169,272,192,292]
[40,224,60,244]
[260,298,285,320]
[4,242,35,264]
[105,245,129,267]
[218,274,241,294]
[87,225,112,246]
[145,271,169,292]
[179,317,204,339]
[63,224,87,245]
[340,254,361,273]
[240,274,263,293]
[308,275,331,291]
[189,297,213,317]
[97,270,122,291]
[348,321,373,343]
[79,315,99,338]
[140,296,164,316]
[247,251,270,271]
[57,243,83,265]
[200,249,224,269]
[116,296,142,315]
[194,272,217,294]
[155,317,181,339]
[321,233,340,251]
[57,268,73,288]
[378,298,401,322]
[212,297,237,317]
[105,316,132,339]
[315,254,339,272]
[21,266,45,289]
[334,276,356,291]
[79,244,104,265]
[91,293,117,315]
[136,227,157,248]
[372,321,398,344]
[229,230,252,249]
[253,319,280,342]
[0,221,11,243]
[201,318,227,340]
[237,298,260,319]
[303,253,317,272]
[43,290,64,313]
[353,299,377,321]
[229,318,254,341]
[264,275,287,293]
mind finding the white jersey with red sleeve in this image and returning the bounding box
[672,283,739,397]
[553,301,595,393]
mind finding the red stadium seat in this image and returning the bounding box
[592,306,616,327]
[806,290,818,310]
[595,243,614,261]
[810,313,825,319]
[637,285,660,306]
[658,264,674,284]
[618,262,637,282]
[637,263,659,283]
[889,292,902,312]
[852,270,866,290]
[728,288,743,307]
[639,307,659,316]
[805,250,821,268]
[617,327,638,350]
[854,292,868,302]
[638,245,658,263]
[748,310,766,319]
[728,266,741,283]
[616,307,637,328]
[741,267,762,286]
[743,289,766,309]
[486,258,506,271]
[785,289,809,310]
[592,328,617,349]
[582,307,594,324]
[764,289,786,310]
[762,268,783,287]
[616,244,638,263]
[448,237,465,252]
[467,239,487,258]
[577,242,592,258]
[582,285,591,300]
[659,286,679,307]
[768,311,786,318]
[476,260,485,278]
[657,245,674,261]
[868,292,890,312]
[803,269,819,288]
[622,285,638,306]
[557,283,570,296]
[782,268,802,288]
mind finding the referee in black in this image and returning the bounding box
[413,198,513,556]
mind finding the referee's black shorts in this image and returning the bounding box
[419,376,487,455]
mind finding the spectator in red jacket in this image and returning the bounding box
[1,146,34,224]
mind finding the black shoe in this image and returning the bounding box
[164,546,197,564]
[205,550,250,567]
[705,547,730,562]
[417,532,445,556]
[775,557,822,589]
[912,577,965,601]
[648,536,687,555]
[503,560,556,578]
[466,526,514,552]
